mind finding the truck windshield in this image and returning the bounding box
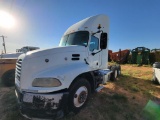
[59,31,89,47]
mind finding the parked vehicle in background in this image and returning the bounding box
[15,15,121,119]
[150,49,160,64]
[152,62,160,84]
[109,49,130,64]
[0,46,40,58]
[16,46,40,53]
[0,46,39,86]
[131,47,150,65]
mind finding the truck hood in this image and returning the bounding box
[16,45,88,91]
[25,45,86,59]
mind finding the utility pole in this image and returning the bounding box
[0,35,7,53]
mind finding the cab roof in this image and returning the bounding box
[64,14,109,36]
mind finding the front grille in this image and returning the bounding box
[16,59,22,81]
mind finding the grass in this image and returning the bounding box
[0,78,27,120]
[130,85,140,92]
[0,88,27,120]
[2,89,19,120]
[112,93,128,101]
[0,64,160,120]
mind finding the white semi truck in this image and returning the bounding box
[15,15,120,119]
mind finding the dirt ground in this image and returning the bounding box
[0,64,160,120]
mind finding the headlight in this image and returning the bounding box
[32,78,62,87]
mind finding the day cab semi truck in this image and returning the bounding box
[0,46,39,86]
[15,15,121,119]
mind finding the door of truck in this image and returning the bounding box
[88,35,101,69]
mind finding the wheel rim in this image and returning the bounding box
[73,86,88,108]
[115,70,117,78]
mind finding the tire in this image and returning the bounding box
[69,78,91,113]
[1,69,15,87]
[110,66,118,81]
[152,70,159,84]
[153,62,160,68]
[116,65,121,76]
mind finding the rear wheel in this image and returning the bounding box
[1,69,15,87]
[69,78,91,113]
[117,65,121,76]
[110,66,118,81]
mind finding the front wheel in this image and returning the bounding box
[69,78,91,113]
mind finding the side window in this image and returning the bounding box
[89,36,99,51]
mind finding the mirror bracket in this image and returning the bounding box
[91,50,102,56]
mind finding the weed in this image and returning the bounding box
[1,88,26,120]
[108,61,117,65]
[143,65,152,67]
[132,96,136,99]
[148,90,154,95]
[112,93,128,102]
[130,85,140,92]
[143,90,154,98]
[124,113,134,120]
[132,64,140,67]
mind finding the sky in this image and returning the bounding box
[0,0,160,53]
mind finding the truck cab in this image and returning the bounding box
[15,15,119,119]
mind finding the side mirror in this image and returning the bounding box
[100,33,107,49]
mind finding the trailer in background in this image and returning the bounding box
[109,49,130,64]
[0,46,39,86]
[0,58,17,86]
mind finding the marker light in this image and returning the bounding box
[97,24,101,29]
